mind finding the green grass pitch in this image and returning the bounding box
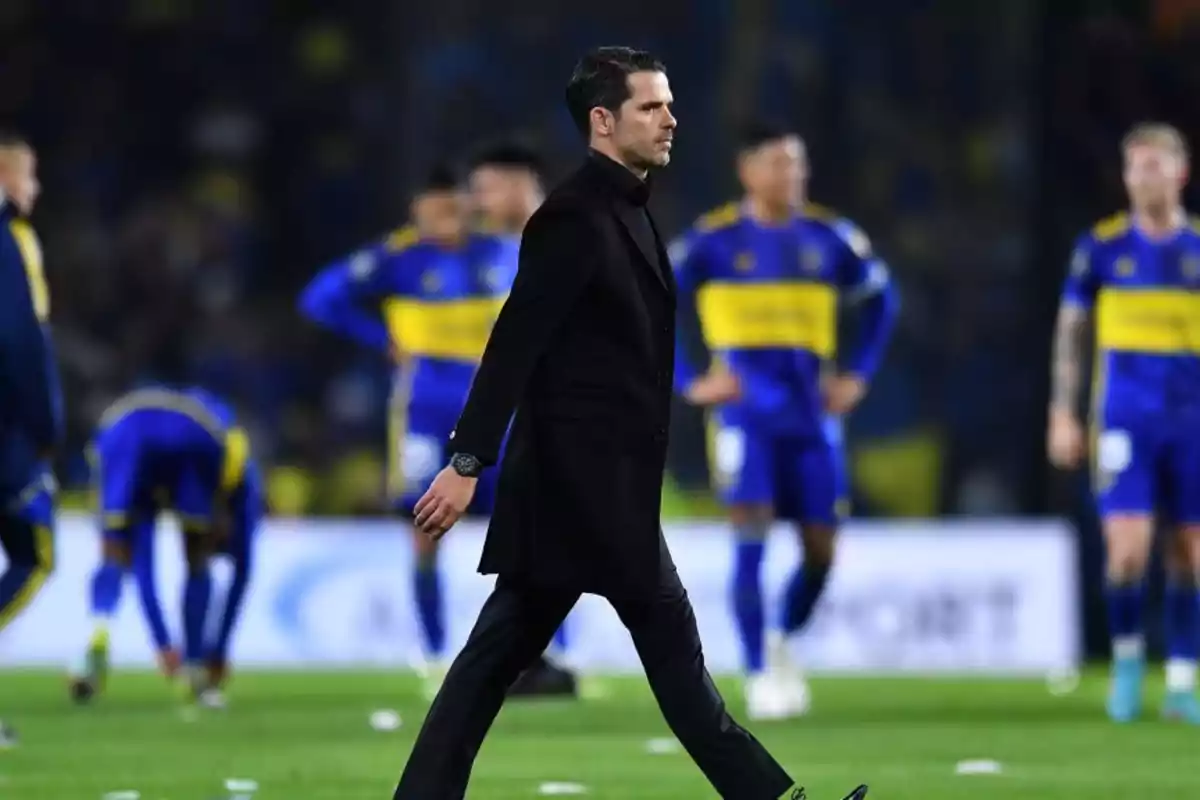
[1,668,1197,799]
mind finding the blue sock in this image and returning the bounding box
[209,565,250,664]
[133,550,171,651]
[182,567,212,665]
[731,536,766,674]
[89,561,124,619]
[782,560,832,636]
[1164,579,1200,662]
[1106,579,1147,651]
[414,564,444,657]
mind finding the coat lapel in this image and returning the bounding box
[613,203,670,292]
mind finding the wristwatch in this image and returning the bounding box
[449,452,483,478]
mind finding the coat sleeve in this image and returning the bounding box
[0,224,64,454]
[450,205,600,465]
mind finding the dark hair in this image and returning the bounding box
[736,120,798,154]
[565,46,667,137]
[418,160,463,194]
[467,138,545,181]
[0,131,30,150]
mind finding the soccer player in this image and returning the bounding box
[1049,122,1200,724]
[465,139,578,697]
[300,163,518,697]
[70,386,261,707]
[673,122,898,720]
[0,133,62,747]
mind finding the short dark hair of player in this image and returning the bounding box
[564,46,667,138]
[467,139,545,183]
[419,161,464,195]
[737,120,800,155]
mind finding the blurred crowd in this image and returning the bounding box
[3,0,1198,516]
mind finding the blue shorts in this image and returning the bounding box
[710,421,848,525]
[1094,420,1200,524]
[390,410,502,517]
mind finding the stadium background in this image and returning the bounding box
[5,0,1200,669]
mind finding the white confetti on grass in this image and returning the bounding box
[955,759,1003,776]
[537,781,587,795]
[644,737,680,754]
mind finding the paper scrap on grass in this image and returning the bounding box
[225,778,259,792]
[644,737,680,754]
[538,781,587,795]
[101,792,140,800]
[955,759,1003,775]
[369,709,403,731]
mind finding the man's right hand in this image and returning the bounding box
[684,369,741,406]
[1047,405,1086,469]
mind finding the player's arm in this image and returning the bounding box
[1047,237,1097,468]
[670,231,739,406]
[297,246,392,353]
[450,205,601,467]
[833,220,900,382]
[0,226,64,458]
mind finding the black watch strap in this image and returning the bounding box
[450,452,483,478]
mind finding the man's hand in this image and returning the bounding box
[684,368,741,406]
[822,373,867,415]
[413,467,478,540]
[1048,405,1086,469]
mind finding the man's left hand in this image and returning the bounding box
[413,467,478,539]
[823,374,867,415]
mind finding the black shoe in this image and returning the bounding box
[508,657,578,698]
[841,785,868,799]
[0,720,17,749]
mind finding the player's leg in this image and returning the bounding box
[72,443,141,699]
[393,577,578,798]
[711,423,781,717]
[395,416,451,690]
[1159,431,1200,722]
[770,433,843,716]
[1093,426,1156,722]
[205,476,263,701]
[130,519,177,674]
[0,477,54,636]
[607,544,796,800]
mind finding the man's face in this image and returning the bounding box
[739,135,805,209]
[610,71,675,170]
[1124,142,1187,210]
[411,189,466,243]
[0,147,40,215]
[469,166,542,230]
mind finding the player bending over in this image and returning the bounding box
[673,122,898,720]
[1049,122,1200,724]
[0,132,63,746]
[69,386,261,706]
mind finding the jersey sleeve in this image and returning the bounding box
[298,242,394,352]
[670,229,712,393]
[1061,234,1100,310]
[829,219,899,380]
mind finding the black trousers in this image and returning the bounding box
[394,560,794,800]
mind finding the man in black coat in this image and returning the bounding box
[395,47,867,800]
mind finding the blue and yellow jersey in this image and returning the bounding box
[673,201,898,438]
[0,197,63,501]
[1062,212,1200,422]
[92,387,254,530]
[299,226,519,413]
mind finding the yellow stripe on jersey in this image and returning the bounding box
[382,296,506,362]
[694,202,740,233]
[696,281,837,356]
[1095,288,1200,354]
[384,225,420,253]
[220,427,250,492]
[9,220,49,322]
[98,389,226,440]
[1091,213,1131,243]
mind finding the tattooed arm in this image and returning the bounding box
[1050,304,1090,414]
